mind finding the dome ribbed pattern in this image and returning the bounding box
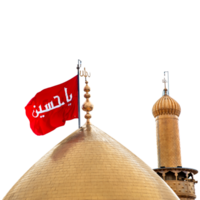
[152,94,181,118]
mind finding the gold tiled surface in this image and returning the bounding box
[156,115,182,168]
[150,94,183,118]
[154,163,198,199]
[3,124,179,200]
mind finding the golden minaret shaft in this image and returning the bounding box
[150,73,200,200]
[153,79,181,168]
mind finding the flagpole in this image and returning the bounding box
[74,58,83,128]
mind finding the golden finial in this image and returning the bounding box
[80,68,93,125]
[160,73,168,95]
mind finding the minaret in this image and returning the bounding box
[152,77,198,200]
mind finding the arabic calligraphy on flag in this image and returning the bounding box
[25,75,78,135]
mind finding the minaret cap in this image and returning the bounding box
[152,78,181,118]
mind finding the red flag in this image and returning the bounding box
[25,75,78,136]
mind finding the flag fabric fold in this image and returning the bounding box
[25,75,78,136]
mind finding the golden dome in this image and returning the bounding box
[2,66,179,200]
[4,124,179,200]
[152,89,181,118]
